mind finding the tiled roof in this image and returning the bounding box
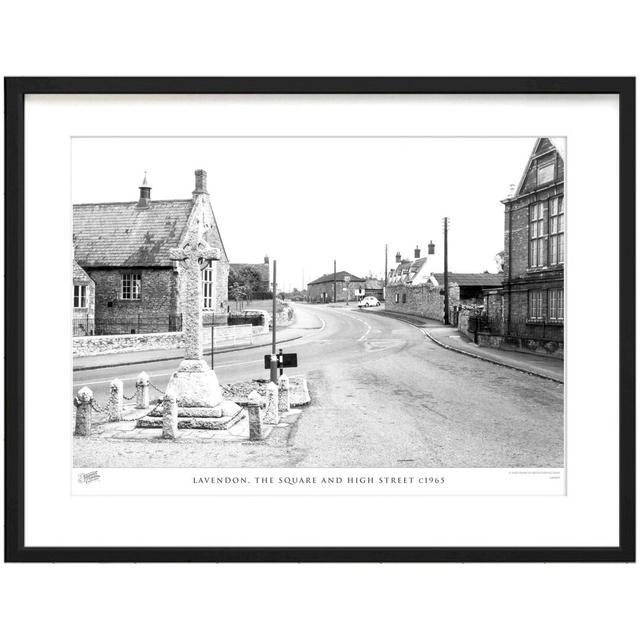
[308,270,366,286]
[432,272,503,287]
[73,199,194,267]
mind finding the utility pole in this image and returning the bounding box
[270,259,278,383]
[333,259,337,303]
[384,244,388,288]
[443,217,450,325]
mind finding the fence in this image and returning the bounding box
[73,313,182,337]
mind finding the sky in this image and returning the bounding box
[72,137,536,292]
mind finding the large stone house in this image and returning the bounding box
[307,270,366,303]
[488,137,565,352]
[73,170,230,335]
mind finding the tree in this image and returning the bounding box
[228,265,266,302]
[494,251,505,273]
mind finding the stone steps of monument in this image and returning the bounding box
[137,412,244,431]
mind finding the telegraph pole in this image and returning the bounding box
[384,244,388,288]
[333,259,337,303]
[270,259,278,383]
[443,217,450,325]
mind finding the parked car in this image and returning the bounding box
[357,296,381,308]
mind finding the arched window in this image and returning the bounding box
[202,261,213,309]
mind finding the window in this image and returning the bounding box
[121,273,141,300]
[402,293,407,304]
[202,261,213,309]
[529,201,547,267]
[537,162,554,185]
[548,288,564,322]
[549,196,565,265]
[395,293,399,303]
[73,285,87,308]
[528,290,543,321]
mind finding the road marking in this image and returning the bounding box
[331,307,372,341]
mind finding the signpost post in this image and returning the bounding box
[270,259,278,383]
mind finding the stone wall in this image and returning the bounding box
[86,267,180,333]
[385,282,460,321]
[73,324,255,356]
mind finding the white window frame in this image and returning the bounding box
[202,261,214,309]
[549,195,565,266]
[121,273,141,300]
[548,288,564,322]
[536,161,554,185]
[73,284,87,308]
[529,201,547,268]
[528,290,544,321]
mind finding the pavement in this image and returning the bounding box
[363,307,564,383]
[74,302,564,468]
[73,318,319,372]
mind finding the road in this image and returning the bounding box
[73,303,564,467]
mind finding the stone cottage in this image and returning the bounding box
[73,170,230,335]
[307,270,366,303]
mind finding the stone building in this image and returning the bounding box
[72,258,95,336]
[73,170,230,335]
[307,270,366,303]
[495,137,565,347]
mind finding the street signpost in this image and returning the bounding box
[264,351,298,375]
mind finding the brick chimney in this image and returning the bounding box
[414,245,421,259]
[193,169,209,198]
[395,251,401,263]
[428,240,435,255]
[137,172,151,208]
[264,254,269,264]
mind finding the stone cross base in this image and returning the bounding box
[163,359,224,407]
[136,358,243,430]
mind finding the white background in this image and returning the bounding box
[1,1,638,639]
[27,93,609,546]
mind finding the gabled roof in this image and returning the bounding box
[431,272,503,287]
[308,270,366,286]
[388,257,429,284]
[512,137,565,198]
[73,258,93,282]
[73,199,194,267]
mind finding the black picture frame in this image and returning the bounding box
[4,77,635,563]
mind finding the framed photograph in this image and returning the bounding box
[4,77,635,562]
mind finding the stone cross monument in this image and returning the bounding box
[169,227,220,361]
[137,212,242,429]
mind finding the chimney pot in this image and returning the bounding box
[428,240,435,255]
[414,245,421,259]
[193,169,209,197]
[395,251,402,264]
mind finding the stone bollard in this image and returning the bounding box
[74,386,93,436]
[107,378,124,422]
[136,371,150,409]
[264,382,279,425]
[162,393,179,439]
[247,390,264,440]
[278,373,290,414]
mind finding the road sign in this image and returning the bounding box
[264,352,298,369]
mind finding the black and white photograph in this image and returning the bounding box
[71,136,565,474]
